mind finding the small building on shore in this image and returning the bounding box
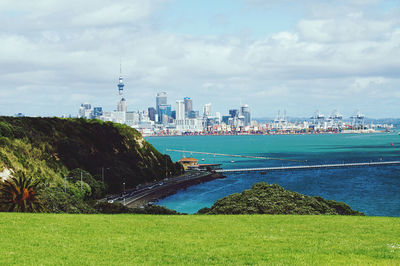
[178,157,199,170]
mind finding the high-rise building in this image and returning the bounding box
[156,92,167,122]
[229,109,239,118]
[79,103,92,118]
[222,115,230,124]
[215,112,221,124]
[184,97,193,117]
[188,110,199,119]
[148,107,156,121]
[176,100,185,120]
[203,103,212,118]
[240,104,251,126]
[117,98,127,112]
[158,104,171,124]
[93,107,103,117]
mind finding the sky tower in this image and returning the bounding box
[116,62,127,112]
[117,63,124,96]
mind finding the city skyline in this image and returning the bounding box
[1,1,400,118]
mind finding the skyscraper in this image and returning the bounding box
[93,107,103,117]
[203,103,212,118]
[176,100,185,120]
[79,103,92,118]
[184,97,193,117]
[156,92,167,122]
[148,107,156,121]
[240,104,251,126]
[158,104,171,124]
[117,98,127,112]
[229,109,239,118]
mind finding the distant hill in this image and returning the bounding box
[198,182,364,215]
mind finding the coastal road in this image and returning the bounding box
[110,170,215,207]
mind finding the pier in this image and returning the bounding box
[166,149,305,162]
[216,160,400,173]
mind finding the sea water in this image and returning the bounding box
[146,132,400,216]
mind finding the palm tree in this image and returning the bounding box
[0,171,42,212]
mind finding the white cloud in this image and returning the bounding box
[0,0,399,117]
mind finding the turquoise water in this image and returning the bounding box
[146,132,400,216]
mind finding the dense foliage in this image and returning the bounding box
[94,202,182,215]
[0,116,183,213]
[0,117,183,193]
[198,182,364,215]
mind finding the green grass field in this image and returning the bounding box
[1,213,399,265]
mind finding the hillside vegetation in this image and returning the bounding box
[198,182,364,215]
[0,213,399,265]
[0,117,183,212]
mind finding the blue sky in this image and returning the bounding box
[159,0,303,38]
[0,0,399,118]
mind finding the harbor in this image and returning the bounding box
[150,132,400,216]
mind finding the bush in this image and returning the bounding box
[198,182,364,215]
[40,186,97,214]
[94,202,183,215]
[0,121,14,138]
[94,202,133,214]
[131,204,183,215]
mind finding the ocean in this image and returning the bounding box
[146,132,400,216]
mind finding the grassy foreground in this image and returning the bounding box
[1,213,399,265]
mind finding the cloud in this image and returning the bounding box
[0,0,399,118]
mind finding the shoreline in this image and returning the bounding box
[144,129,388,138]
[124,171,225,208]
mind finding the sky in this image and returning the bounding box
[0,0,399,118]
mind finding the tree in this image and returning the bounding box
[0,171,42,212]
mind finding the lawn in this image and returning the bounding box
[0,213,399,265]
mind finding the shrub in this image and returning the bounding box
[0,171,42,212]
[40,186,97,214]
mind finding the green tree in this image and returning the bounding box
[0,171,42,212]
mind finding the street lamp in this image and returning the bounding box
[123,182,126,205]
[101,167,110,183]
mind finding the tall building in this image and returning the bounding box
[188,110,199,119]
[79,103,92,118]
[184,97,193,117]
[240,104,251,126]
[176,100,185,120]
[203,103,212,118]
[158,104,171,124]
[148,107,156,121]
[222,115,230,124]
[117,98,127,112]
[93,107,103,117]
[156,92,167,122]
[229,109,239,118]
